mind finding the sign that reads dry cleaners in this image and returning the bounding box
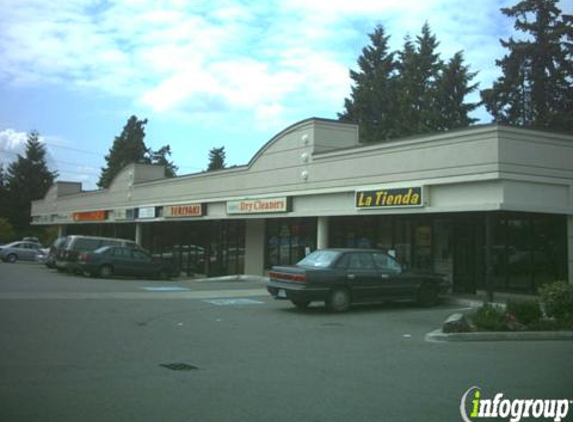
[356,187,424,209]
[227,197,290,215]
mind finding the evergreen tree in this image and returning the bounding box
[434,52,480,130]
[396,24,442,136]
[0,217,15,243]
[0,165,7,219]
[481,0,573,131]
[5,131,58,235]
[150,145,178,178]
[207,147,226,171]
[338,25,399,143]
[340,23,479,142]
[98,116,149,189]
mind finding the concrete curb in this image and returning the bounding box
[425,328,573,342]
[442,296,502,308]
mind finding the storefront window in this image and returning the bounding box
[433,220,453,281]
[394,219,412,269]
[506,217,532,291]
[265,218,316,267]
[414,223,432,270]
[484,213,567,294]
[531,215,567,289]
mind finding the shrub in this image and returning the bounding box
[472,303,508,332]
[506,299,542,326]
[539,281,573,320]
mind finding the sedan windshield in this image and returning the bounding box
[297,250,340,268]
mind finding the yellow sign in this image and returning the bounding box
[356,187,423,209]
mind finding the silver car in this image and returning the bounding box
[0,241,43,263]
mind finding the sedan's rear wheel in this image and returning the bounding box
[417,282,439,307]
[99,264,113,278]
[6,253,17,263]
[327,288,351,313]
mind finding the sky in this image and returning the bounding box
[1,0,571,191]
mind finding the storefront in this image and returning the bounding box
[31,119,573,295]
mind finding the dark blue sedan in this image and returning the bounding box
[267,249,450,312]
[77,246,175,280]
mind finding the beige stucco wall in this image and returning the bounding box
[32,121,573,221]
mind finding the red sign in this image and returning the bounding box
[73,210,107,222]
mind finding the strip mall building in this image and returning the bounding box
[31,119,573,294]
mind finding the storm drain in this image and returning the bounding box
[160,363,199,371]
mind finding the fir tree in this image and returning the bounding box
[150,145,178,178]
[338,25,399,143]
[0,165,7,219]
[481,0,573,131]
[207,147,226,171]
[98,116,149,189]
[434,52,479,130]
[340,23,479,141]
[5,131,58,235]
[396,24,442,135]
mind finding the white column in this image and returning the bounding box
[135,223,143,246]
[57,225,65,238]
[317,216,329,250]
[245,219,265,275]
[567,215,573,284]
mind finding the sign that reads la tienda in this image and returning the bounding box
[227,197,290,215]
[356,187,424,209]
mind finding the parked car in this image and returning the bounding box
[267,248,450,312]
[54,235,141,273]
[39,236,67,268]
[0,241,43,263]
[36,247,50,264]
[77,246,174,280]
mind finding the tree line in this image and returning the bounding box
[0,0,570,242]
[341,0,572,142]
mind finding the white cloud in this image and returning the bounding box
[0,129,57,171]
[1,0,571,134]
[0,129,27,169]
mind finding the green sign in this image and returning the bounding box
[356,187,423,209]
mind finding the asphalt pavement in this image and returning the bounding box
[0,262,572,422]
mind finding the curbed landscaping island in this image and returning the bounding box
[427,281,573,342]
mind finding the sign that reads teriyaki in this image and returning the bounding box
[164,204,204,218]
[227,197,290,215]
[356,187,424,209]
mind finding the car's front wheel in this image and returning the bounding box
[6,253,17,263]
[99,264,113,278]
[326,288,351,312]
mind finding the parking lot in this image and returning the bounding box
[1,262,572,422]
